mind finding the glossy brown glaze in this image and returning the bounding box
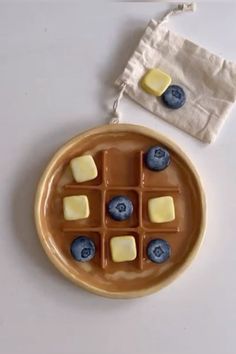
[35,124,206,297]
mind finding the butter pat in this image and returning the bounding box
[110,236,137,263]
[141,68,172,96]
[63,195,90,220]
[148,196,175,223]
[70,155,98,183]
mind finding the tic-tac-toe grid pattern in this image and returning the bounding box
[62,150,180,270]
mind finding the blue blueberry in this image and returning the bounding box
[162,85,186,109]
[108,196,133,221]
[70,236,95,262]
[145,146,170,171]
[147,239,171,264]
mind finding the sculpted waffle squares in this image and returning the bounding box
[63,146,176,264]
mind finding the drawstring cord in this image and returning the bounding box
[159,2,196,24]
[109,82,127,124]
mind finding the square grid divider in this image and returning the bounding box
[62,150,180,270]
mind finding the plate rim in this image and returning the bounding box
[35,123,207,299]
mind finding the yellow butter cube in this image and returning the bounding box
[110,236,137,263]
[148,196,175,223]
[70,155,98,183]
[63,195,90,220]
[141,68,172,96]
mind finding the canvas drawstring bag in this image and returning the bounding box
[112,3,236,143]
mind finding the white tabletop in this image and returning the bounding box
[1,2,236,354]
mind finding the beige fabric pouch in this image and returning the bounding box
[114,3,236,143]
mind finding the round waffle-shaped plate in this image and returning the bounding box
[35,124,206,298]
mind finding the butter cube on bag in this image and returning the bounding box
[141,68,172,96]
